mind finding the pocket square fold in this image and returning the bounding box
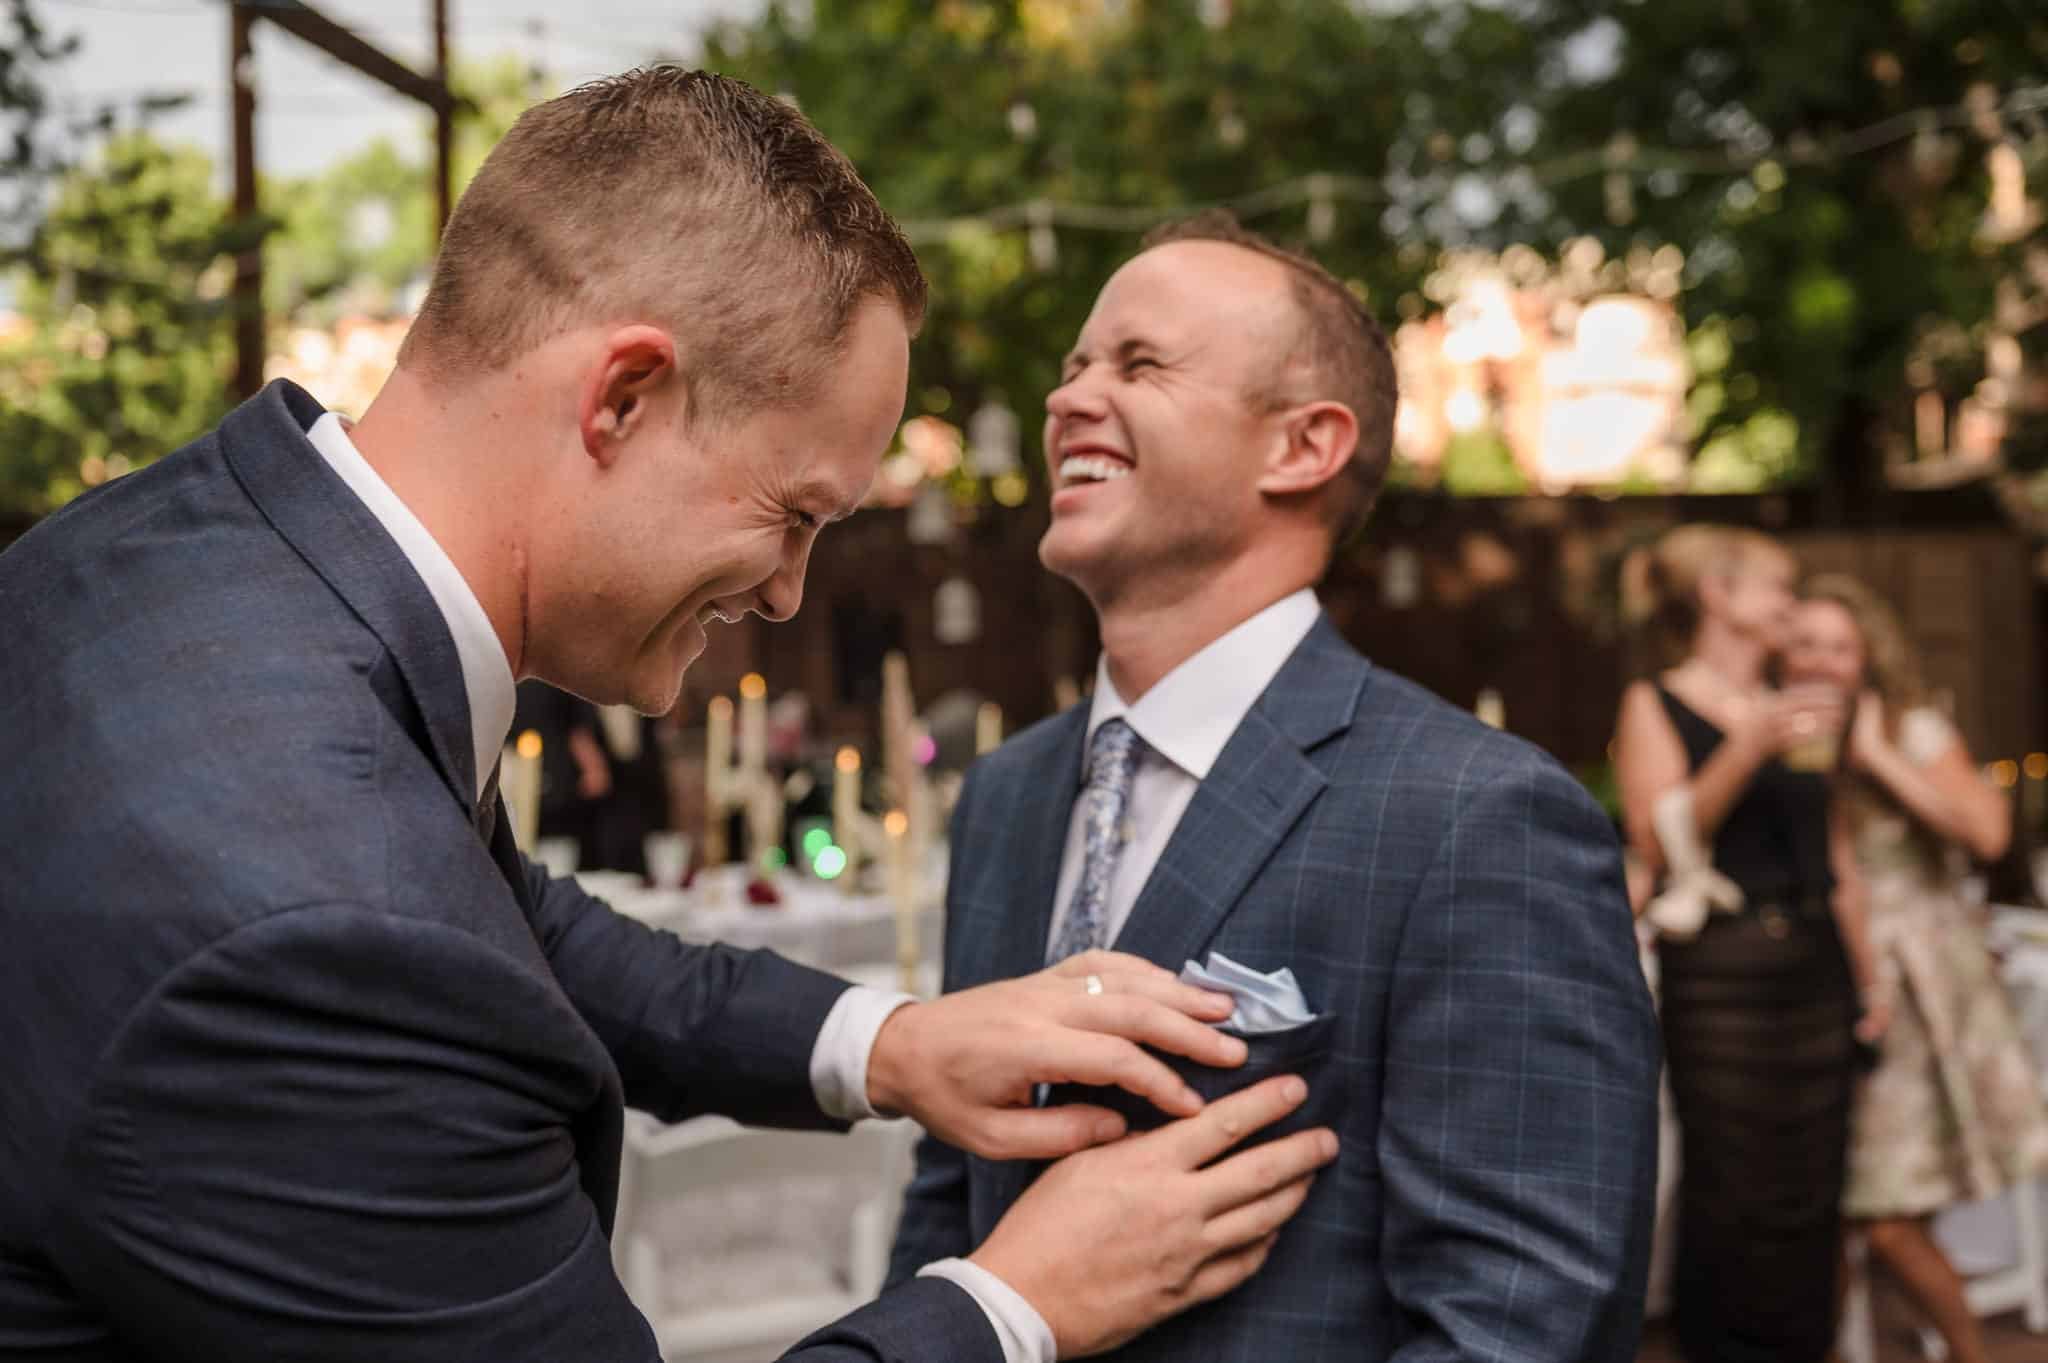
[1179,950,1318,1035]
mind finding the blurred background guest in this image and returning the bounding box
[1613,525,1881,1363]
[1787,575,2048,1363]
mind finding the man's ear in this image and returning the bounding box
[579,325,680,465]
[1256,400,1359,498]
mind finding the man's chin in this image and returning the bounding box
[1039,524,1111,590]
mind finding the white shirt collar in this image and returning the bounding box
[304,410,515,802]
[1085,588,1322,780]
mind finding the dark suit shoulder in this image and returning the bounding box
[962,704,1085,802]
[1346,666,1581,785]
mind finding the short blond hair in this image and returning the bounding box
[1140,211,1396,553]
[401,67,926,425]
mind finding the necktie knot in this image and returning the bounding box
[1084,717,1140,795]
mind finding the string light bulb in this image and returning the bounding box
[1027,200,1058,272]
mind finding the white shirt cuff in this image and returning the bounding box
[918,1259,1057,1363]
[808,985,914,1122]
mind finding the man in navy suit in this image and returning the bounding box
[889,212,1662,1362]
[0,73,1339,1361]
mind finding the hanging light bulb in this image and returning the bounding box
[968,397,1021,478]
[1603,133,1637,227]
[1307,174,1337,244]
[1027,201,1058,272]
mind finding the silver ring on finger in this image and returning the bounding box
[1084,973,1104,996]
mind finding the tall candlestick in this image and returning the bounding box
[508,729,543,854]
[704,696,733,865]
[833,746,862,873]
[1475,687,1505,730]
[885,808,916,993]
[881,651,914,808]
[738,673,768,778]
[976,702,1004,756]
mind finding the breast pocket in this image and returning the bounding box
[1042,1011,1341,1148]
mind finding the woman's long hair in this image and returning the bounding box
[1800,573,1940,854]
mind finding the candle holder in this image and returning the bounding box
[703,676,785,878]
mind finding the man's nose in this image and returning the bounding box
[756,538,814,623]
[1046,369,1109,425]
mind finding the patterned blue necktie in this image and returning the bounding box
[1048,718,1143,964]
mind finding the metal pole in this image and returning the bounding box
[433,0,453,244]
[230,1,264,402]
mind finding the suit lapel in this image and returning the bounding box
[989,706,1090,976]
[219,381,479,819]
[1111,616,1369,970]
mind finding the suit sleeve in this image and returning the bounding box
[1378,755,1661,1363]
[885,767,983,1287]
[49,901,1001,1363]
[519,851,854,1129]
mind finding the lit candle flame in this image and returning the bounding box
[515,730,542,760]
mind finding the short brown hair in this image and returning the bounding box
[1140,210,1396,552]
[401,67,926,425]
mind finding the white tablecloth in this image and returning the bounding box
[584,864,945,977]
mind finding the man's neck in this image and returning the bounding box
[349,368,532,675]
[1094,551,1315,702]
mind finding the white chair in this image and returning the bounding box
[1940,1178,2048,1333]
[611,1114,921,1363]
[1840,1181,2048,1362]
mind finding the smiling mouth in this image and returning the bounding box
[1057,452,1134,487]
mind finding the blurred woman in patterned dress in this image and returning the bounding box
[1784,574,2048,1363]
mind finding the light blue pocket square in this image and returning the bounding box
[1179,950,1317,1035]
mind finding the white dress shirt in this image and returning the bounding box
[1046,589,1323,957]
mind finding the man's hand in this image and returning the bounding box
[969,1075,1339,1359]
[867,950,1245,1161]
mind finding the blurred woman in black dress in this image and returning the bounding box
[1613,526,1887,1362]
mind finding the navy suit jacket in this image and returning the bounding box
[0,382,998,1362]
[889,620,1661,1362]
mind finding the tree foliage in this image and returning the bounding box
[0,133,248,515]
[1495,0,2048,489]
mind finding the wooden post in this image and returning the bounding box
[432,0,453,243]
[222,0,464,406]
[230,1,264,401]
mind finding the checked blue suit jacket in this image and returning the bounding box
[0,381,999,1363]
[889,620,1662,1362]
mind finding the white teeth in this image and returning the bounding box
[1060,455,1132,485]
